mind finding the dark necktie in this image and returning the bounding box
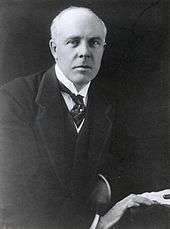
[59,82,86,128]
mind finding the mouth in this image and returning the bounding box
[73,65,92,70]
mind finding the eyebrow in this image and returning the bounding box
[65,36,103,41]
[89,37,103,41]
[66,36,80,40]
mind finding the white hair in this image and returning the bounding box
[50,6,107,40]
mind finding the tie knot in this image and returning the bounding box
[59,81,86,128]
[59,81,84,106]
[73,94,84,106]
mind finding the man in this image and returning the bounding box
[0,6,169,229]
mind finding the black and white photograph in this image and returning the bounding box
[0,0,169,228]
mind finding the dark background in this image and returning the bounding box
[0,0,169,226]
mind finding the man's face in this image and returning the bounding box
[50,9,106,89]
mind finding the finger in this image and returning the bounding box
[127,195,156,208]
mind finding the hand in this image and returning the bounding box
[139,189,170,207]
[96,193,157,229]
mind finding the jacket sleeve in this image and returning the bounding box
[0,83,41,228]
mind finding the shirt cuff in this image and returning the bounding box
[90,214,100,229]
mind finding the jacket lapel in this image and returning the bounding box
[87,83,115,170]
[34,66,76,190]
[34,67,115,190]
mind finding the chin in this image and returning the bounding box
[73,75,91,85]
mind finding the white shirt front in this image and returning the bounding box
[55,63,90,132]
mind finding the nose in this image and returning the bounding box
[78,40,90,59]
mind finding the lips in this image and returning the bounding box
[73,65,92,69]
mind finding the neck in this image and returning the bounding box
[74,83,86,93]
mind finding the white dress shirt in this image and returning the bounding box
[55,63,90,132]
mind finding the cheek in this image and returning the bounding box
[57,50,67,61]
[56,45,69,60]
[60,52,75,65]
[94,50,104,62]
[94,55,103,68]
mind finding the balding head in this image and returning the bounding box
[50,6,107,42]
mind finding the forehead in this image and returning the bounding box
[56,9,105,40]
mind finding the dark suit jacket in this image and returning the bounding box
[0,66,169,229]
[0,66,116,229]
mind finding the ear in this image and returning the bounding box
[103,42,107,51]
[49,39,58,60]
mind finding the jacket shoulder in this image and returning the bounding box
[0,70,46,123]
[0,70,45,100]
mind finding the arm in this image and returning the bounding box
[0,84,39,228]
[96,189,170,229]
[89,173,157,229]
[96,194,156,229]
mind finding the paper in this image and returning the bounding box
[138,189,170,206]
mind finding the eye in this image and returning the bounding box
[66,38,80,47]
[89,39,102,48]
